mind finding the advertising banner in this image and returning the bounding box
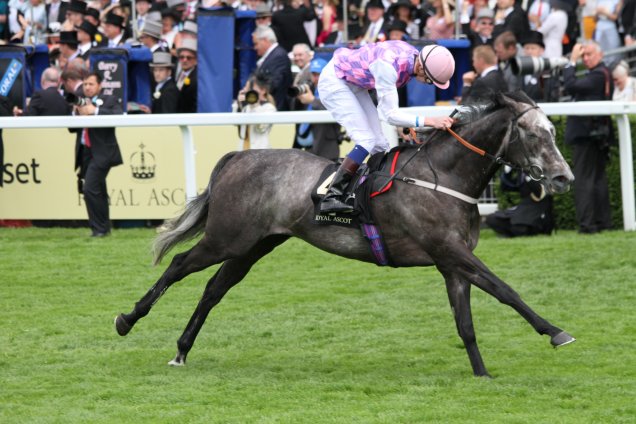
[0,125,299,220]
[0,46,27,109]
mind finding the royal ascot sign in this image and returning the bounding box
[0,125,298,220]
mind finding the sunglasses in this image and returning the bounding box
[179,55,195,60]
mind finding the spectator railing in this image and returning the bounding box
[0,101,634,230]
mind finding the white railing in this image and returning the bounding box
[1,101,634,230]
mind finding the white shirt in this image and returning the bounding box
[369,60,419,128]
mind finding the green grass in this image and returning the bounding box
[0,227,634,423]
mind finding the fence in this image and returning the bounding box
[0,101,634,230]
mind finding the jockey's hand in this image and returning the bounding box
[422,116,455,130]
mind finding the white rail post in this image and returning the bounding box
[179,125,198,201]
[616,114,636,231]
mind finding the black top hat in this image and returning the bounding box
[104,12,125,28]
[161,7,181,22]
[366,0,385,10]
[521,30,545,48]
[85,7,100,21]
[549,0,573,12]
[387,19,408,34]
[67,0,87,14]
[388,0,415,15]
[59,30,79,45]
[76,20,98,38]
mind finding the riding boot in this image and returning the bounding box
[319,157,360,214]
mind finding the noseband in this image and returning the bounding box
[446,106,546,181]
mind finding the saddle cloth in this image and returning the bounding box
[310,147,404,266]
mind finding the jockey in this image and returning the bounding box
[318,41,456,214]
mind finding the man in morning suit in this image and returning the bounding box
[15,67,70,116]
[460,45,508,104]
[150,51,179,114]
[71,72,123,237]
[253,25,292,111]
[175,38,198,113]
[563,42,613,234]
[492,0,530,43]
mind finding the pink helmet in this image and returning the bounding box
[418,45,455,89]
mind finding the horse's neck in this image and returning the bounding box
[411,113,509,198]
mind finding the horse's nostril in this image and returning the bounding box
[550,174,573,194]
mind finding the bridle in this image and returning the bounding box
[446,106,546,181]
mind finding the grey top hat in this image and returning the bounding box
[255,3,272,17]
[146,11,162,22]
[167,0,185,8]
[475,8,495,21]
[176,37,197,54]
[182,20,197,35]
[141,19,162,39]
[150,51,175,67]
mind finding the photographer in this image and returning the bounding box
[563,42,613,234]
[296,58,341,161]
[485,166,554,237]
[236,72,277,150]
[510,31,569,102]
[69,71,123,237]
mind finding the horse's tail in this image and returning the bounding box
[152,152,238,265]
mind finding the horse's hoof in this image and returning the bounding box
[114,314,132,336]
[551,331,576,348]
[168,353,186,367]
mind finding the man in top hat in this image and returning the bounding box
[77,20,97,60]
[103,11,126,47]
[172,19,197,53]
[58,30,81,65]
[149,51,179,114]
[519,30,554,102]
[360,0,386,44]
[64,0,87,29]
[386,19,408,41]
[254,3,273,27]
[139,19,168,53]
[462,7,495,55]
[175,38,198,113]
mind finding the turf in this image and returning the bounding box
[0,227,634,423]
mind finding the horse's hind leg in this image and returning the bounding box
[440,271,490,377]
[169,234,290,366]
[115,238,224,336]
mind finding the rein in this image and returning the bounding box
[375,105,544,204]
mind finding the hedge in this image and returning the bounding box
[496,115,636,231]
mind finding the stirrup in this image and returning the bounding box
[320,196,355,214]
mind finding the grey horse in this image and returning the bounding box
[115,92,576,377]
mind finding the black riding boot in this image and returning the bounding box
[319,157,360,214]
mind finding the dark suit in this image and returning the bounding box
[152,78,179,114]
[493,6,530,43]
[45,1,68,27]
[563,63,613,233]
[259,45,293,111]
[177,67,198,113]
[309,97,341,161]
[70,94,123,234]
[461,68,508,104]
[271,3,316,52]
[25,87,70,116]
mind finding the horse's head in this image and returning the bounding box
[497,92,574,194]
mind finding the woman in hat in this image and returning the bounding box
[387,0,419,39]
[317,41,456,213]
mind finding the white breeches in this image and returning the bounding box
[318,60,390,155]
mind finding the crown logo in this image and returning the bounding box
[130,143,156,179]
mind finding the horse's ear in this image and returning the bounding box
[497,91,524,113]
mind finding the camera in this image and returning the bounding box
[287,83,313,97]
[65,92,89,107]
[242,89,259,106]
[511,56,570,76]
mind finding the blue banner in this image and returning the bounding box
[0,59,23,97]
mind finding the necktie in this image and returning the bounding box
[177,72,187,89]
[83,129,91,148]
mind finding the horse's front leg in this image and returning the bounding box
[449,247,575,347]
[439,270,490,377]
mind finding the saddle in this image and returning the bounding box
[311,147,406,266]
